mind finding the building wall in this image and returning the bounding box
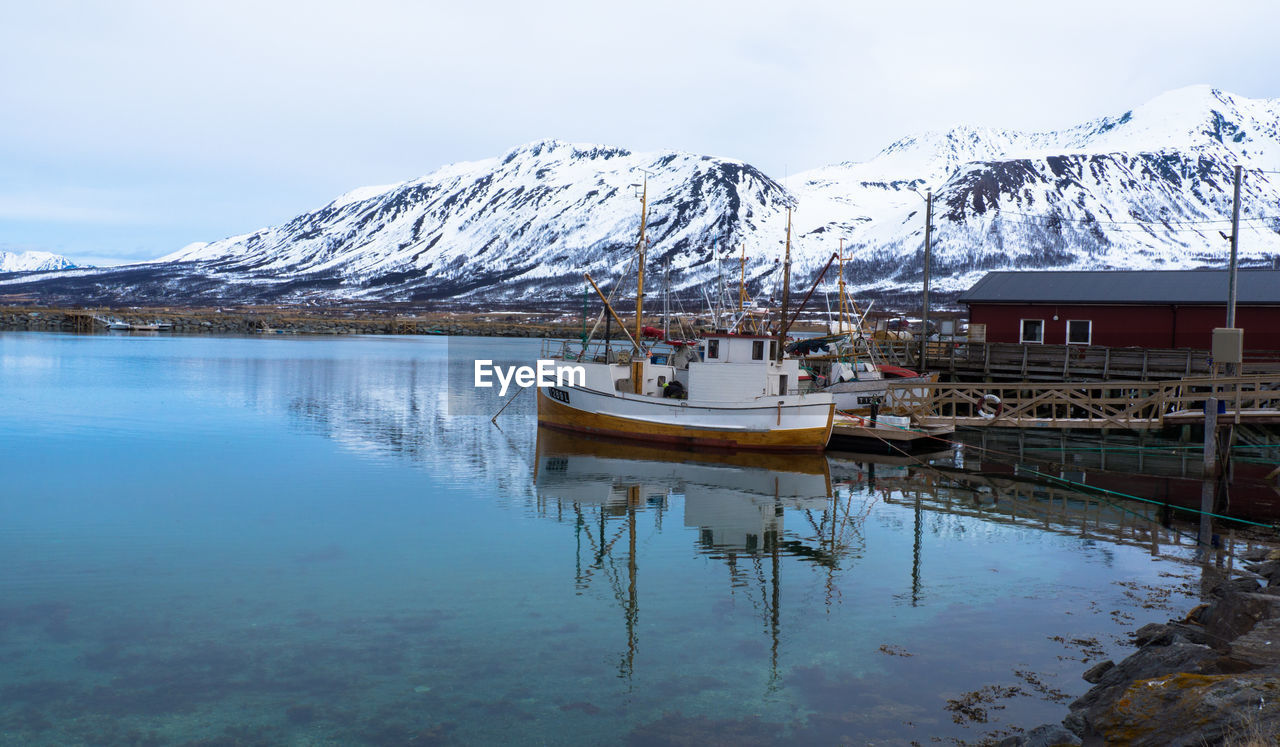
[968,303,1280,351]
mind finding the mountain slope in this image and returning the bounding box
[4,85,1279,306]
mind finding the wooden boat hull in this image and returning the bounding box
[536,386,834,452]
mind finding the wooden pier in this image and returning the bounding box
[872,339,1280,382]
[883,374,1280,431]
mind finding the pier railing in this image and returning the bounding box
[882,374,1280,429]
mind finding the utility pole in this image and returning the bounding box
[1226,165,1242,330]
[920,190,934,369]
[838,237,847,332]
[776,208,793,363]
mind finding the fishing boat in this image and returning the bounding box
[104,318,160,331]
[537,181,836,452]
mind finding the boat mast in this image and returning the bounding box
[739,242,746,314]
[775,207,792,363]
[634,175,649,355]
[838,238,847,333]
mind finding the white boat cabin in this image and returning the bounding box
[573,333,802,403]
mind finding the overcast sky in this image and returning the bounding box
[4,0,1279,266]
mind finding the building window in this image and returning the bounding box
[1020,319,1044,344]
[707,339,720,359]
[751,340,764,360]
[1066,319,1092,345]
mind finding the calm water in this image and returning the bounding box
[0,332,1240,745]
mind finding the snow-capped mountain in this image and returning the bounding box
[4,86,1278,306]
[792,86,1280,296]
[0,250,77,274]
[152,141,797,302]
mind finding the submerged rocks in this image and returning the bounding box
[997,722,1080,746]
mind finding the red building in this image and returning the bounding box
[957,270,1280,352]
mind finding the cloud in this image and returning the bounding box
[2,0,1279,262]
[0,194,143,224]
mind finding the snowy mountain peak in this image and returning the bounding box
[501,139,633,164]
[0,250,78,274]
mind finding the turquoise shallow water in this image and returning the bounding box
[0,332,1220,744]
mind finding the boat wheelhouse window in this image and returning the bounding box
[769,340,778,360]
[707,339,720,359]
[1020,319,1044,344]
[1066,319,1092,345]
[751,340,764,360]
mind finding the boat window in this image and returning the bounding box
[752,340,764,360]
[707,339,720,359]
[1066,319,1092,345]
[769,340,778,360]
[1020,319,1044,344]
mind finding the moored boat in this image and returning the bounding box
[537,333,836,451]
[537,180,835,452]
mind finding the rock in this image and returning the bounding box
[1229,617,1280,667]
[1067,642,1220,736]
[1087,672,1280,745]
[1132,623,1172,647]
[1082,660,1115,684]
[1022,723,1080,746]
[1212,576,1263,596]
[1242,559,1280,580]
[1201,591,1280,648]
[1164,621,1209,646]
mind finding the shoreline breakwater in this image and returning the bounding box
[0,307,585,338]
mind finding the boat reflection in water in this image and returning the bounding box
[533,428,859,680]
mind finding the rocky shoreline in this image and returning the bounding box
[1005,550,1280,746]
[0,307,586,338]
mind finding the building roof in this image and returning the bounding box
[957,270,1280,305]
